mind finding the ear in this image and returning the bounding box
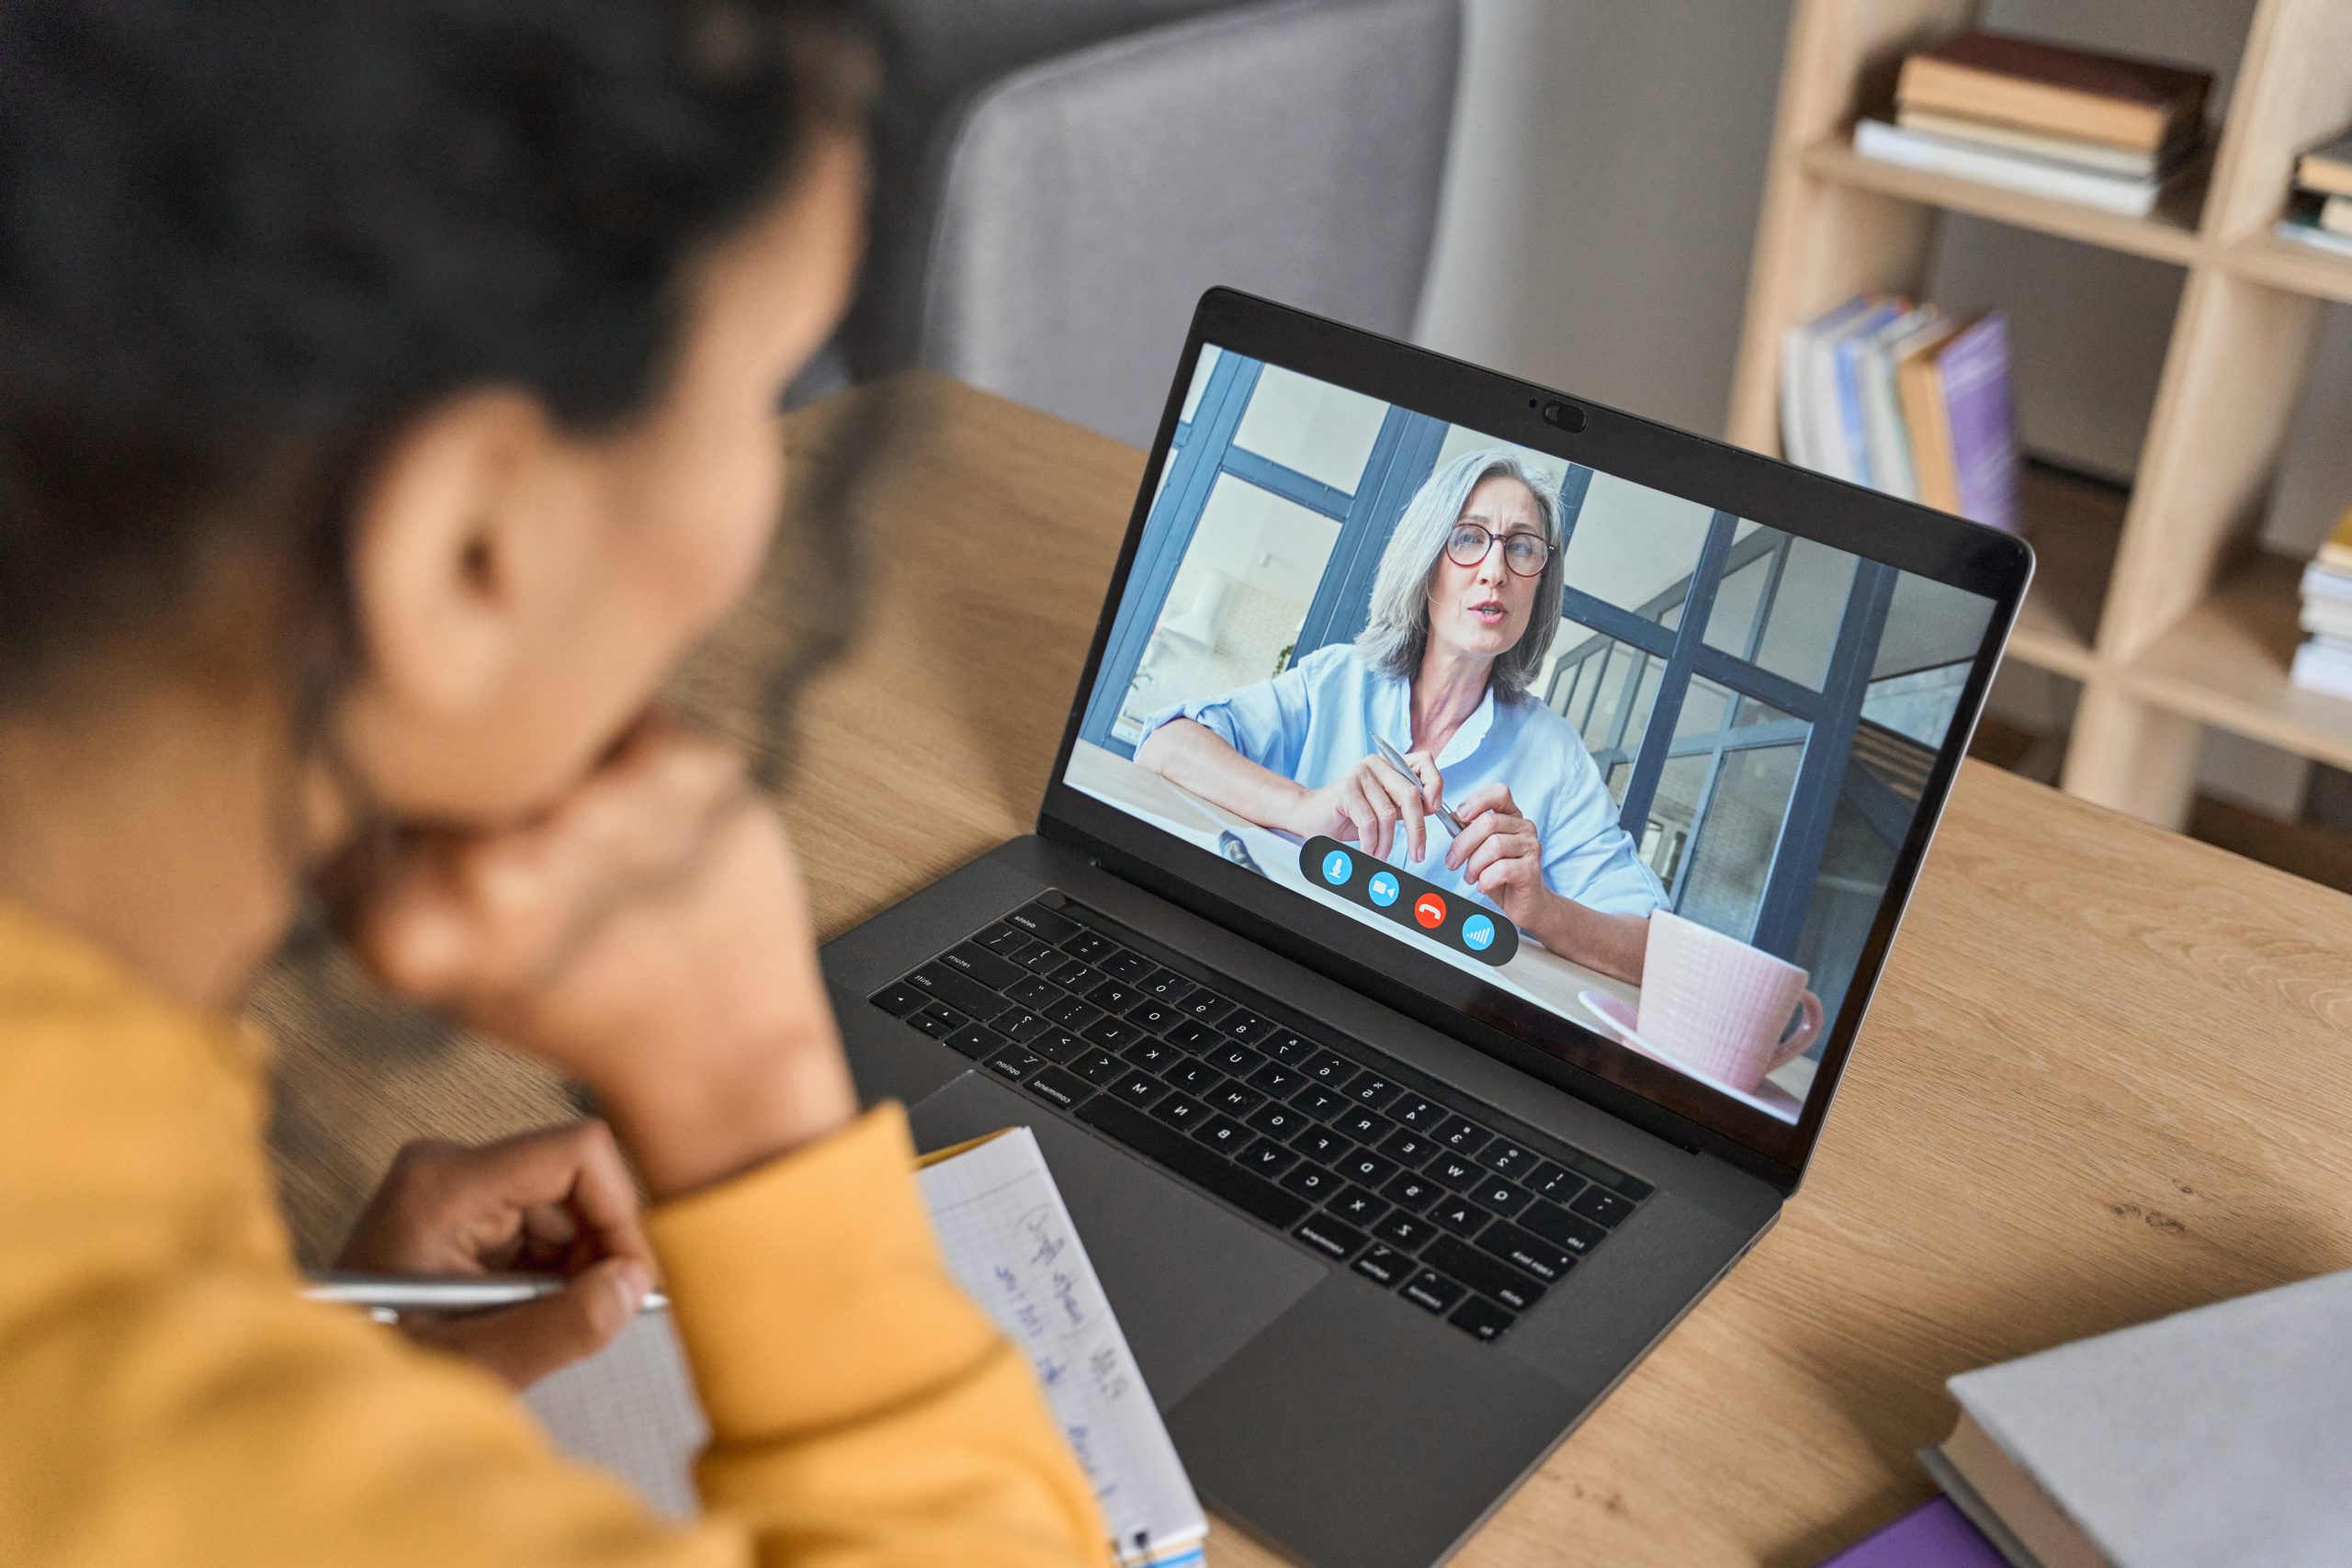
[346,390,563,721]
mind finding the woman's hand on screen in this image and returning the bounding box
[1294,751,1442,864]
[1446,782,1552,928]
[336,711,859,1200]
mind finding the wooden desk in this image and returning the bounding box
[262,373,2352,1568]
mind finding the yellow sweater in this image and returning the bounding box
[0,905,1108,1567]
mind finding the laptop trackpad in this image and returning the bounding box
[908,1072,1323,1409]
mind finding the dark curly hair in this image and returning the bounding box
[0,0,872,711]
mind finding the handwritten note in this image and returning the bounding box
[918,1129,1206,1567]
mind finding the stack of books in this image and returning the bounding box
[1854,30,2211,218]
[2291,505,2352,700]
[2276,125,2352,258]
[1781,294,2021,533]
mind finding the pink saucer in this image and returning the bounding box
[1575,989,1803,1122]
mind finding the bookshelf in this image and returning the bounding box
[1729,0,2352,829]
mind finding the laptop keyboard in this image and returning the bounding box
[866,896,1652,1346]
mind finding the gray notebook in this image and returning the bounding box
[1943,1269,2352,1568]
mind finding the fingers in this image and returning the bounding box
[411,1257,652,1391]
[1443,808,1522,872]
[1374,767,1429,864]
[1406,751,1445,813]
[458,1121,655,1273]
[1461,827,1540,884]
[1451,781,1521,823]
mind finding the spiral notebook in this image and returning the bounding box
[524,1125,1207,1568]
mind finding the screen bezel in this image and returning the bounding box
[1035,288,2032,1191]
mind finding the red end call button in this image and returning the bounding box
[1412,891,1447,930]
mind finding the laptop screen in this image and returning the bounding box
[1056,335,2005,1149]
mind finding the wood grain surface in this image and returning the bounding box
[262,373,2352,1566]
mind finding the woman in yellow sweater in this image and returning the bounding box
[0,4,1106,1565]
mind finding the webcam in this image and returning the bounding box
[1540,399,1588,434]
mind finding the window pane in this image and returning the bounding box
[1581,647,1633,750]
[1559,471,1713,617]
[1702,548,1773,660]
[1111,475,1340,742]
[1677,738,1804,941]
[1230,365,1388,495]
[1616,657,1665,755]
[1751,536,1857,690]
[1675,676,1732,740]
[1640,752,1711,886]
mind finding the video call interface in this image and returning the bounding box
[1065,347,1997,1124]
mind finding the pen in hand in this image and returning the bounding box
[304,1270,670,1322]
[1371,734,1466,837]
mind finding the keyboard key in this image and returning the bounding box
[1077,1096,1307,1230]
[1058,929,1116,964]
[1123,1037,1181,1073]
[1110,1069,1166,1109]
[1087,978,1143,1014]
[1248,1062,1304,1098]
[1336,1149,1399,1188]
[1246,1100,1309,1141]
[945,1023,1006,1061]
[1289,1083,1349,1120]
[1207,1081,1265,1116]
[1006,902,1080,944]
[1350,1075,1404,1111]
[991,1007,1052,1042]
[1162,1058,1224,1098]
[942,942,1024,991]
[1017,943,1072,976]
[1206,1042,1265,1077]
[1280,1163,1341,1202]
[982,1045,1045,1083]
[1570,1186,1636,1227]
[1290,1125,1351,1164]
[1377,1128,1438,1167]
[1470,1177,1532,1217]
[1439,1121,1493,1157]
[1351,1243,1413,1288]
[1329,1185,1391,1228]
[907,1002,964,1038]
[1045,956,1094,990]
[1166,1021,1221,1052]
[1193,1115,1250,1155]
[1448,1294,1515,1343]
[1182,990,1235,1024]
[1373,1211,1437,1250]
[1033,1031,1087,1064]
[1072,1048,1125,1086]
[1221,1010,1279,1045]
[975,922,1031,956]
[1043,995,1100,1029]
[1429,1195,1490,1238]
[1560,1149,1648,1200]
[1520,1201,1607,1257]
[1101,948,1152,982]
[906,964,1002,1020]
[1381,1171,1442,1213]
[1081,1016,1145,1052]
[869,982,926,1017]
[1475,1141,1539,1179]
[1423,1235,1546,1313]
[1392,1096,1447,1132]
[1400,1269,1466,1315]
[1024,1066,1092,1109]
[1476,1221,1576,1283]
[1530,1163,1585,1204]
[1292,1214,1368,1262]
[1140,968,1195,1003]
[1427,1154,1485,1192]
[1334,1108,1395,1144]
[1125,998,1182,1033]
[1150,1093,1209,1131]
[1238,1137,1299,1178]
[1304,1053,1358,1089]
[1263,1031,1319,1066]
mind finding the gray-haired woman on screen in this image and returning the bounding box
[1136,448,1662,982]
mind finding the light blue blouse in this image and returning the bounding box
[1144,643,1666,919]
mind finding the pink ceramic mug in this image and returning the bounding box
[1634,910,1823,1093]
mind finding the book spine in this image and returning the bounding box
[1939,315,2022,534]
[1853,120,2161,217]
[1899,345,1961,513]
[1895,57,2174,150]
[1834,332,1878,489]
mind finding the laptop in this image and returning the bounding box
[823,288,2032,1566]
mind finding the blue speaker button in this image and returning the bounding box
[1461,914,1496,952]
[1320,849,1354,886]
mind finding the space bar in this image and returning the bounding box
[1077,1097,1310,1230]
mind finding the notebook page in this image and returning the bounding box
[523,1307,707,1520]
[918,1128,1207,1564]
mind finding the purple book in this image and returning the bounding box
[1937,313,2022,535]
[1818,1497,2009,1567]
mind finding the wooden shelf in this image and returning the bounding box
[2007,468,2122,681]
[2222,230,2352,305]
[2121,553,2352,773]
[1801,136,2208,268]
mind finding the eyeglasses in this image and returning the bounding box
[1444,521,1553,578]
